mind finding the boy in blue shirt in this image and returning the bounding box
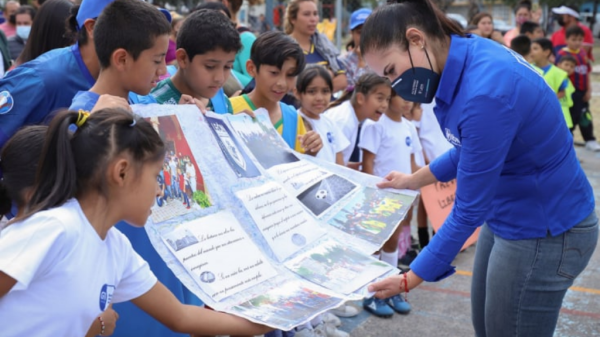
[0,0,119,148]
[67,2,206,337]
[150,8,240,114]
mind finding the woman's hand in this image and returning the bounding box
[368,271,424,299]
[300,131,323,155]
[376,171,414,190]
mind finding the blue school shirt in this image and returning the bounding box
[0,44,94,148]
[412,35,595,282]
[69,91,203,337]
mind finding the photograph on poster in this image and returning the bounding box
[296,175,357,217]
[285,239,394,294]
[206,116,261,178]
[327,187,413,246]
[231,280,344,330]
[146,115,212,223]
[227,113,299,169]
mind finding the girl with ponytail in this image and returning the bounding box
[325,72,391,168]
[363,1,597,336]
[0,108,271,337]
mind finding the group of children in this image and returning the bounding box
[510,24,596,146]
[0,0,470,336]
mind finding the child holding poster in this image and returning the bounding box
[359,92,421,318]
[0,108,271,337]
[295,65,350,165]
[230,31,323,155]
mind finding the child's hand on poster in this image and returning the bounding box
[179,95,207,114]
[92,95,131,113]
[300,131,323,155]
[238,109,256,118]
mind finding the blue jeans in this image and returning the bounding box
[472,211,598,337]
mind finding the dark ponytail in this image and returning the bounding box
[66,4,89,46]
[361,0,464,55]
[0,126,48,218]
[22,108,166,220]
[328,72,390,109]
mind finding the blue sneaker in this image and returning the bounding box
[385,295,411,314]
[363,297,394,318]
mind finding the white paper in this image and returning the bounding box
[161,211,278,301]
[236,181,326,261]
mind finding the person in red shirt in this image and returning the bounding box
[556,25,600,151]
[551,5,594,62]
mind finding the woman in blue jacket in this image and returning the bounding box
[362,1,598,336]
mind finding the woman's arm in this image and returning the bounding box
[132,282,272,336]
[376,165,438,191]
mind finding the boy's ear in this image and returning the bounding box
[111,48,129,71]
[292,87,300,100]
[175,49,189,69]
[246,59,257,78]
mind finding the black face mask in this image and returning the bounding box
[8,14,15,26]
[390,47,440,104]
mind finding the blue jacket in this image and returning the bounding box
[0,44,94,148]
[412,35,595,282]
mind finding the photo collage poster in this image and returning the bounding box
[133,105,418,330]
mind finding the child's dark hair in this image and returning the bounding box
[0,126,47,217]
[250,31,306,76]
[510,34,531,57]
[20,108,165,220]
[329,72,390,108]
[66,4,87,46]
[177,9,241,61]
[557,54,577,66]
[360,0,464,55]
[566,25,585,39]
[533,37,553,53]
[514,0,532,14]
[520,21,540,35]
[296,64,333,94]
[192,2,231,18]
[94,0,171,69]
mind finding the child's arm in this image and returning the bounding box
[557,89,565,99]
[85,305,119,337]
[132,282,272,336]
[361,149,376,175]
[335,152,345,166]
[0,271,17,298]
[584,71,592,102]
[410,154,421,174]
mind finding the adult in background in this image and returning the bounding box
[469,12,504,45]
[14,0,74,68]
[361,1,597,336]
[551,5,594,62]
[7,6,36,61]
[503,0,532,46]
[0,1,19,38]
[285,0,348,93]
[340,8,371,87]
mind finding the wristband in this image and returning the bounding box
[98,316,105,336]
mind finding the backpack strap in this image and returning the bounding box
[279,102,298,149]
[209,88,229,115]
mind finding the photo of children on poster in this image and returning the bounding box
[147,115,212,223]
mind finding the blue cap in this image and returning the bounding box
[76,0,171,30]
[349,8,372,30]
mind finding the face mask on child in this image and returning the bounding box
[16,26,31,40]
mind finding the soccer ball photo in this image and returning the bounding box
[315,189,328,200]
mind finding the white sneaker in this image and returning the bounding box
[585,140,600,152]
[329,303,360,318]
[322,312,342,327]
[295,327,327,337]
[314,322,350,337]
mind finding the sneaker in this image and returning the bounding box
[314,322,349,337]
[295,327,326,337]
[329,303,359,318]
[398,249,418,269]
[322,312,342,327]
[585,140,600,152]
[363,297,394,318]
[385,295,411,314]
